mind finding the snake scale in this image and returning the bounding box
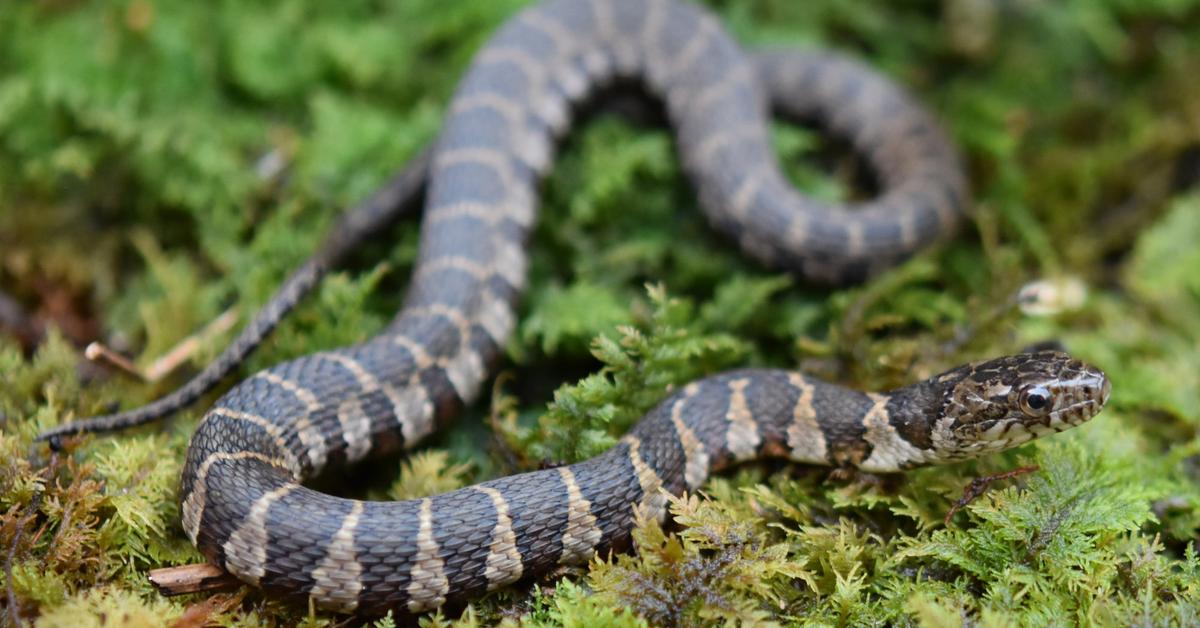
[38,0,1111,617]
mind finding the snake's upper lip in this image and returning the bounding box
[1069,368,1110,415]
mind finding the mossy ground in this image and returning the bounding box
[3,0,1200,625]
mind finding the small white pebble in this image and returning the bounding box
[1017,277,1087,316]
[255,148,288,182]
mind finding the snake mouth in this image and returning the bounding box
[1058,371,1111,426]
[1030,385,1111,435]
[967,395,1109,444]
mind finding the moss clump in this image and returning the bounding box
[3,0,1200,625]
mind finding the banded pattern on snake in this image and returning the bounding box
[39,0,1111,616]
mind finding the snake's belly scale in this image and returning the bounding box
[163,0,1111,616]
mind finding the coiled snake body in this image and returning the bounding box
[41,0,1111,616]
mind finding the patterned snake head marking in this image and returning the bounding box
[921,351,1110,461]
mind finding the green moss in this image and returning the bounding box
[589,493,812,625]
[34,586,181,628]
[3,0,1200,625]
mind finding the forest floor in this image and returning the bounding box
[2,0,1200,625]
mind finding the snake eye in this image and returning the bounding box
[1018,386,1053,416]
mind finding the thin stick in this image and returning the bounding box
[84,342,144,380]
[148,563,241,596]
[143,308,239,382]
[943,465,1039,525]
[84,307,240,383]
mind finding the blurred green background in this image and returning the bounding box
[2,0,1200,624]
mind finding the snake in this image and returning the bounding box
[36,0,1112,617]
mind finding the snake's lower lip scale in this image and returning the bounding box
[36,0,1108,617]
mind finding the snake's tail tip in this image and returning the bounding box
[34,423,81,450]
[33,431,65,450]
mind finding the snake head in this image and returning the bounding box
[930,351,1110,459]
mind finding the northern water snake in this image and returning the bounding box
[38,0,1111,616]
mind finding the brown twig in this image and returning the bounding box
[83,342,144,380]
[84,307,239,382]
[168,589,247,628]
[944,465,1039,525]
[148,563,241,596]
[143,308,239,382]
